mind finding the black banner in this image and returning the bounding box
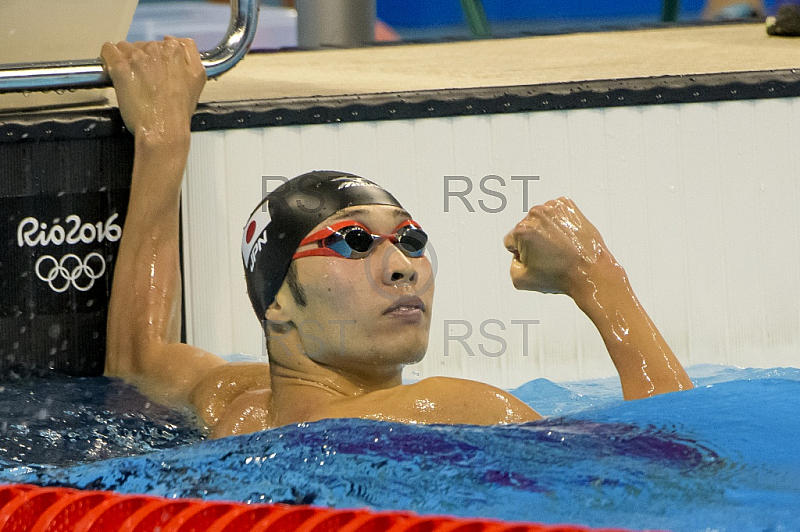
[0,136,133,377]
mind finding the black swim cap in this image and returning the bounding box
[241,171,404,324]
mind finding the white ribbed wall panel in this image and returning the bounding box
[182,98,800,388]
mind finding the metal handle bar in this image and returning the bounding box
[0,0,259,94]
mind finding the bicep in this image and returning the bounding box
[123,342,226,408]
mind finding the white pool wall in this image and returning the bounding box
[182,98,800,389]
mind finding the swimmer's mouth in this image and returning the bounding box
[383,296,426,314]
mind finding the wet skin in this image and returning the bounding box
[103,39,691,439]
[270,206,435,384]
[232,204,542,433]
[502,198,693,400]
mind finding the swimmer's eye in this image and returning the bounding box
[339,226,376,254]
[294,219,428,260]
[395,225,427,257]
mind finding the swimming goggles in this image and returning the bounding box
[292,220,428,260]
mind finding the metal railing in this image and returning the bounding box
[0,0,259,94]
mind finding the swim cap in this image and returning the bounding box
[241,171,404,324]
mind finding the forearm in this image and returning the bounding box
[106,133,188,376]
[127,131,188,228]
[571,259,693,400]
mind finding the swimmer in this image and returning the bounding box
[102,39,693,438]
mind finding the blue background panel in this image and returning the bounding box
[377,0,775,27]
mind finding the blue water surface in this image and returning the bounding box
[0,372,203,470]
[1,365,798,532]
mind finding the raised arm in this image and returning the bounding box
[103,39,225,402]
[504,197,693,400]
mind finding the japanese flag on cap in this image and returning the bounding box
[242,201,272,273]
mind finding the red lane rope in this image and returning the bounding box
[0,483,664,532]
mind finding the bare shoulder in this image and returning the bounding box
[211,388,272,438]
[322,376,541,426]
[188,361,271,427]
[408,377,541,424]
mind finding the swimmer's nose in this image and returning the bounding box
[376,240,418,285]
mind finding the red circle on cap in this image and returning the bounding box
[245,220,257,243]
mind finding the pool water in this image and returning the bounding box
[0,365,798,532]
[0,370,204,470]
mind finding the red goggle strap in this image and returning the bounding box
[296,220,369,248]
[292,247,344,259]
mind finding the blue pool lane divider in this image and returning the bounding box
[0,483,653,532]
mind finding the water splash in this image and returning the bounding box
[0,372,203,469]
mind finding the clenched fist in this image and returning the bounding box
[503,197,619,298]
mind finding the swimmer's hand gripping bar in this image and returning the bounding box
[0,0,258,93]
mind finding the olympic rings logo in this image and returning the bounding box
[34,253,107,293]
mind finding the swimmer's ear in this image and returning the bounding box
[265,292,293,333]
